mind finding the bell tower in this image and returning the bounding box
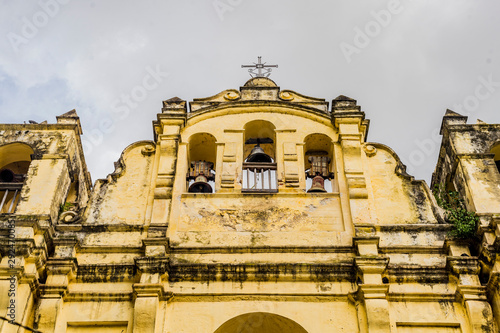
[1,76,500,332]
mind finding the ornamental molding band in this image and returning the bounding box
[1,77,500,332]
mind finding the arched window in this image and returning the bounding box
[0,143,34,213]
[303,134,335,192]
[242,120,277,192]
[187,133,217,193]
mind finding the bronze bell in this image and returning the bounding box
[307,173,327,193]
[188,175,213,193]
[187,161,214,193]
[246,144,272,163]
[307,155,330,178]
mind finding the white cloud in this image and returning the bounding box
[0,0,499,182]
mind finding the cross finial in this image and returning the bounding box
[241,56,278,78]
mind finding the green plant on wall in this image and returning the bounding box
[59,202,74,213]
[433,184,479,238]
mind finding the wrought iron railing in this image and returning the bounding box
[242,162,278,193]
[0,183,23,214]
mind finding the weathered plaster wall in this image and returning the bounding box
[16,158,70,222]
[364,145,437,224]
[58,301,134,332]
[164,300,359,333]
[390,301,468,332]
[85,142,155,225]
[457,158,500,214]
[170,193,344,248]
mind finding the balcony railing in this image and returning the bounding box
[0,183,23,214]
[242,162,278,193]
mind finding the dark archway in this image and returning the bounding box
[0,143,33,213]
[214,312,308,333]
[303,133,335,192]
[491,142,500,173]
[243,120,276,162]
[187,132,217,193]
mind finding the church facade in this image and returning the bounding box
[0,77,500,332]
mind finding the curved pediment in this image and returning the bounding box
[189,78,328,114]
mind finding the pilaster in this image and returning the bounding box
[133,250,170,333]
[151,98,186,233]
[277,129,300,190]
[488,262,500,331]
[354,237,391,332]
[332,96,371,226]
[36,257,76,333]
[0,216,47,333]
[446,240,496,332]
[219,130,243,191]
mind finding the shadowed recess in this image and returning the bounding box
[214,312,308,333]
[491,142,500,172]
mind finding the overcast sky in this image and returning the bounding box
[1,0,499,184]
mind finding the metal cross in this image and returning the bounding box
[241,56,278,78]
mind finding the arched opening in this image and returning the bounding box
[0,143,34,213]
[491,142,500,174]
[187,133,217,193]
[303,133,335,192]
[243,120,277,192]
[243,120,276,162]
[214,312,308,333]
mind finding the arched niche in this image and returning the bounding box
[187,133,217,193]
[65,180,80,204]
[189,133,217,164]
[491,142,500,173]
[243,120,276,162]
[0,143,34,213]
[303,133,335,192]
[214,312,308,333]
[242,120,278,192]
